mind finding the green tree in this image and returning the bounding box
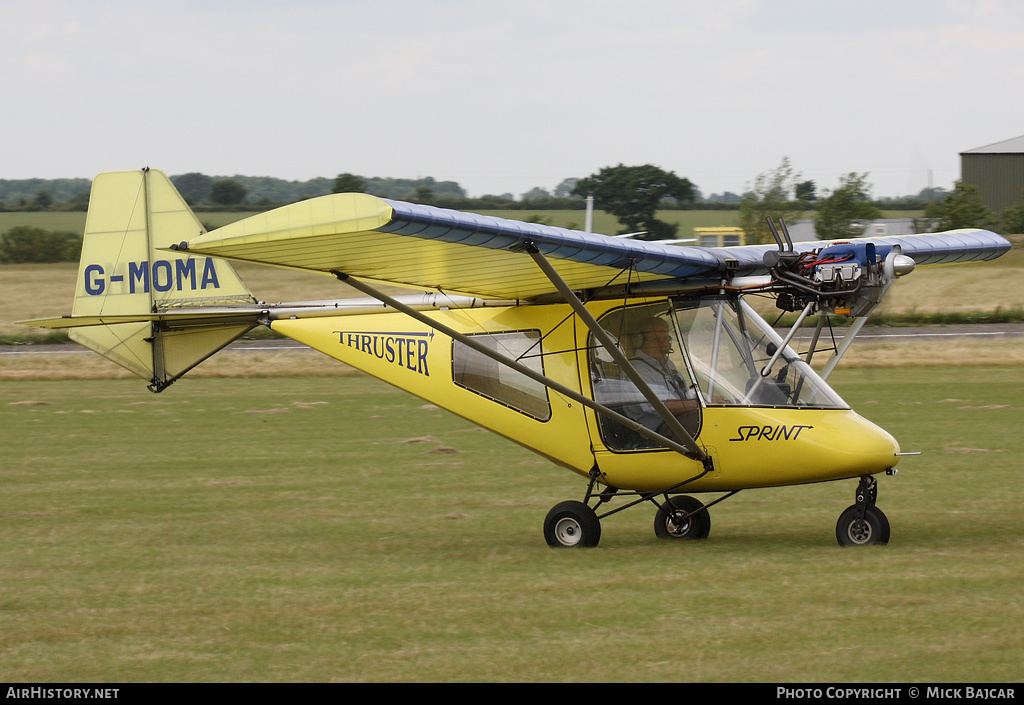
[362,176,464,200]
[0,226,82,263]
[915,180,994,233]
[520,187,551,202]
[571,164,695,240]
[814,173,883,240]
[553,178,580,199]
[916,186,949,202]
[67,191,91,211]
[795,180,817,202]
[738,157,804,245]
[172,173,213,204]
[209,179,248,206]
[31,190,53,210]
[999,190,1024,235]
[332,173,366,194]
[413,185,435,203]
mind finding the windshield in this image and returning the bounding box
[672,296,848,409]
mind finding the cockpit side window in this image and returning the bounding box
[452,330,551,420]
[589,303,702,451]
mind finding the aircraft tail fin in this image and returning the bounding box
[45,169,261,391]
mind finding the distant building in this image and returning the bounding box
[784,218,918,242]
[694,227,744,247]
[961,135,1024,213]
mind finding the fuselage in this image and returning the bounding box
[271,296,900,493]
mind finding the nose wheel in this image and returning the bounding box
[836,476,890,547]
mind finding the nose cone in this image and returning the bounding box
[842,413,901,476]
[789,410,901,484]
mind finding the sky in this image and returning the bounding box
[3,0,1023,200]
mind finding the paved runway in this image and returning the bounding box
[3,324,1022,357]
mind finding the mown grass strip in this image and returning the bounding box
[1,370,1022,682]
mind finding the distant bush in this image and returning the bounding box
[1001,192,1024,235]
[0,226,82,263]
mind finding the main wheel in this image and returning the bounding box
[544,500,602,547]
[836,505,890,547]
[654,495,711,540]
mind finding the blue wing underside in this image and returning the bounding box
[381,199,1010,284]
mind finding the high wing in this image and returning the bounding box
[180,194,1010,299]
[180,195,719,299]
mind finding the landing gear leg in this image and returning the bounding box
[836,475,890,547]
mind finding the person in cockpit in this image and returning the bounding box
[621,317,701,439]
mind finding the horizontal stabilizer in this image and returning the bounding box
[23,308,265,330]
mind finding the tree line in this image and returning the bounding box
[1,165,949,215]
[732,157,1023,244]
[550,160,1020,243]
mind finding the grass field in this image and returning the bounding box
[2,207,1022,682]
[1,367,1022,682]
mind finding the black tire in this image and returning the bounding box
[543,500,602,547]
[654,495,711,540]
[836,505,890,547]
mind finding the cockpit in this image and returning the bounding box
[590,295,849,450]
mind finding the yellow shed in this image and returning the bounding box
[694,227,745,247]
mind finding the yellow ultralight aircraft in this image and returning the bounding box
[22,169,1012,547]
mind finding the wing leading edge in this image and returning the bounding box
[180,192,1010,300]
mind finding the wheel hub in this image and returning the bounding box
[847,518,873,544]
[554,517,583,546]
[667,511,691,536]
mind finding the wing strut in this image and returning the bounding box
[799,276,897,380]
[331,271,704,461]
[819,315,872,380]
[523,245,709,463]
